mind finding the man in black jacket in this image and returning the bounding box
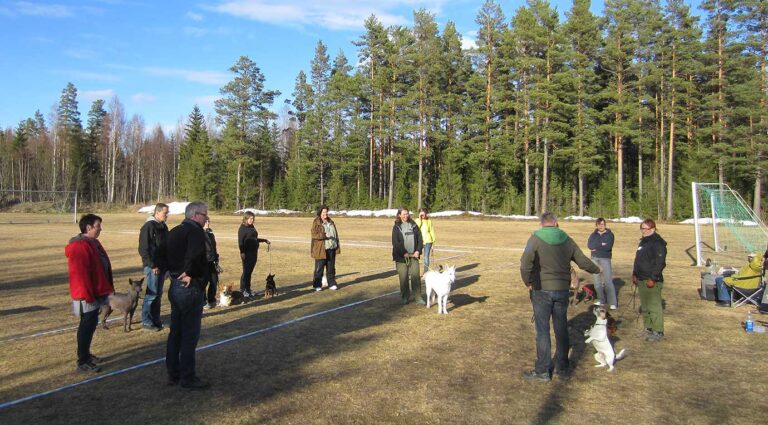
[138,203,169,331]
[520,212,600,382]
[164,201,209,390]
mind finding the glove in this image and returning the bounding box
[240,253,245,260]
[646,279,656,289]
[215,264,224,274]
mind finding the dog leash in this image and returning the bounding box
[267,243,272,275]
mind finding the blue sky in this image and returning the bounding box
[0,0,702,134]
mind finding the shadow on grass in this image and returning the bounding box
[0,305,49,316]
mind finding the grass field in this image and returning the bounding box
[0,212,766,424]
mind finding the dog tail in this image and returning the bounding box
[614,348,626,362]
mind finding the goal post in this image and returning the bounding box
[691,182,768,267]
[0,189,78,223]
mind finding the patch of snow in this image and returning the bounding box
[612,216,644,224]
[564,215,596,221]
[138,201,189,215]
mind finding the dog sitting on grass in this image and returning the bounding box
[424,265,456,314]
[101,278,143,332]
[584,305,625,372]
[218,284,245,307]
[264,273,277,298]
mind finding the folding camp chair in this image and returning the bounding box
[729,265,767,308]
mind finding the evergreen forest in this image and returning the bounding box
[1,0,766,220]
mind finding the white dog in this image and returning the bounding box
[424,265,456,314]
[584,306,626,372]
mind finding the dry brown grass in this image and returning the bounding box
[0,212,766,424]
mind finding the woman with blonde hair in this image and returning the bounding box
[414,207,436,273]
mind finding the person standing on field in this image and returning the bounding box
[238,211,270,298]
[633,218,668,342]
[588,217,617,309]
[311,205,340,291]
[414,208,436,273]
[520,212,600,382]
[392,207,424,305]
[138,203,169,331]
[66,213,114,373]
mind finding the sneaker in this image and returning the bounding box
[315,287,323,292]
[142,324,162,332]
[329,285,338,291]
[715,301,731,308]
[180,377,210,390]
[203,303,211,310]
[402,298,409,305]
[609,305,617,310]
[416,298,427,305]
[646,331,664,342]
[554,370,571,381]
[636,328,653,338]
[167,375,180,386]
[522,370,551,382]
[593,301,602,305]
[77,361,101,373]
[89,354,102,363]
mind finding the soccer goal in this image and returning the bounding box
[691,182,768,267]
[0,189,78,224]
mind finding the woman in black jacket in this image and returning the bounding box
[238,211,270,298]
[392,207,423,305]
[632,218,667,342]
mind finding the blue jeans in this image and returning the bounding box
[142,266,166,327]
[530,289,570,374]
[166,279,204,384]
[423,243,433,273]
[591,257,617,306]
[715,276,731,302]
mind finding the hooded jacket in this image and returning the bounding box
[723,254,762,289]
[65,235,115,302]
[520,226,599,291]
[632,232,667,282]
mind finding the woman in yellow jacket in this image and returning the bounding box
[414,208,436,273]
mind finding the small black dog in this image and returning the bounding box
[264,273,277,298]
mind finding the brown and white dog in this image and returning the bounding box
[101,278,144,332]
[218,284,246,307]
[584,305,625,372]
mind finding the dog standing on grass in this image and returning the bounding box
[101,278,144,332]
[584,305,626,372]
[424,265,456,314]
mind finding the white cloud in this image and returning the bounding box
[131,93,157,104]
[183,26,209,37]
[80,89,115,103]
[12,1,73,17]
[64,48,98,60]
[193,95,220,108]
[209,0,445,31]
[143,67,230,85]
[185,11,204,21]
[462,30,477,50]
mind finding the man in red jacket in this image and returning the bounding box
[65,214,114,373]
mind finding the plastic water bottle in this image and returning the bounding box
[746,311,754,333]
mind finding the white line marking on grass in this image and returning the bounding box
[0,290,398,410]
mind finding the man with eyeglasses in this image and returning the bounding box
[163,201,210,390]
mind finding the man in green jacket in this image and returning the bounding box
[520,212,600,382]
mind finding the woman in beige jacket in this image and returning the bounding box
[311,205,340,291]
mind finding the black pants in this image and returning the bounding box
[313,249,337,288]
[203,262,219,304]
[77,306,100,365]
[240,253,257,292]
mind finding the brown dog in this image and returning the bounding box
[264,273,277,298]
[101,278,144,332]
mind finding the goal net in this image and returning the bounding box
[0,190,78,224]
[691,182,768,268]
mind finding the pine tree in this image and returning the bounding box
[84,99,107,202]
[57,82,84,192]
